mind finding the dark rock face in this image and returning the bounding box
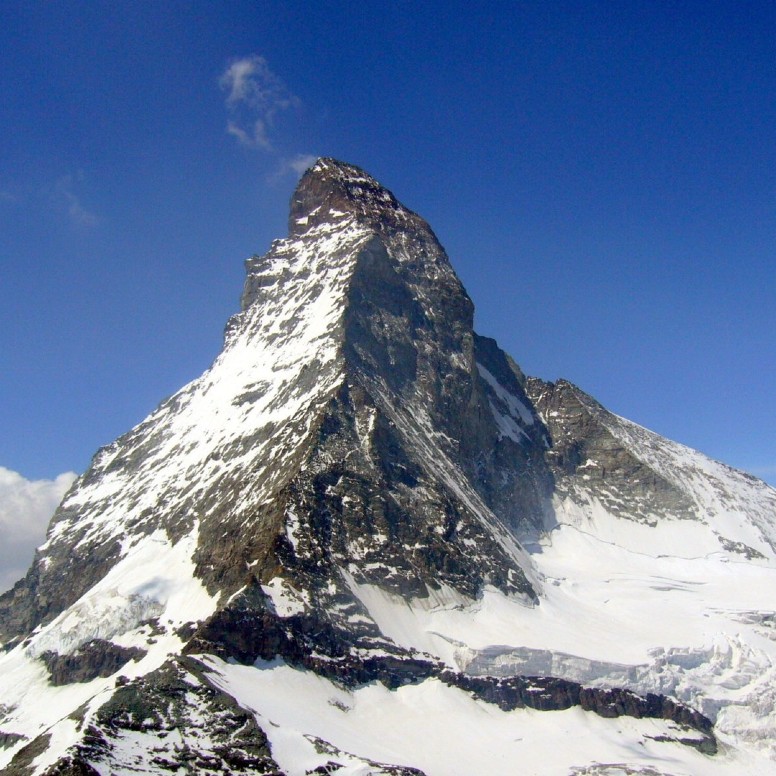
[185,580,440,689]
[3,733,52,776]
[0,731,26,750]
[526,378,697,524]
[0,537,122,652]
[470,335,555,535]
[716,534,765,559]
[287,159,441,248]
[444,673,716,754]
[281,382,538,601]
[42,757,101,776]
[40,639,146,686]
[36,658,283,775]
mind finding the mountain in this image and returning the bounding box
[2,158,776,775]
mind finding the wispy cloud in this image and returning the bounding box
[220,55,301,151]
[55,174,98,227]
[0,467,77,593]
[286,153,318,175]
[267,154,319,185]
[227,119,271,150]
[0,189,16,203]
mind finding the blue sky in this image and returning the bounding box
[1,1,774,487]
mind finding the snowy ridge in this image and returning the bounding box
[527,377,776,563]
[0,526,218,769]
[49,216,372,553]
[589,398,776,560]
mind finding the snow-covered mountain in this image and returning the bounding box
[2,158,776,776]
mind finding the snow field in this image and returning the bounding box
[204,656,771,776]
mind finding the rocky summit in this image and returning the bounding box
[2,159,776,775]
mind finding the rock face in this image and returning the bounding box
[1,159,776,775]
[526,376,776,558]
[6,658,282,776]
[39,640,147,687]
[527,378,698,524]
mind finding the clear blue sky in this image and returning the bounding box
[1,1,774,485]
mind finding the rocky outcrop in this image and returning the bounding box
[34,658,283,775]
[444,672,716,754]
[527,378,698,523]
[0,731,26,750]
[42,757,100,776]
[185,580,440,689]
[39,639,146,686]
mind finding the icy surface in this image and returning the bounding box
[204,656,771,776]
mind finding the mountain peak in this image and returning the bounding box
[289,157,412,235]
[3,159,776,774]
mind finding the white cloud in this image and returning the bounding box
[55,174,98,227]
[219,54,301,151]
[287,153,318,175]
[0,467,77,593]
[269,153,319,182]
[220,54,299,112]
[227,119,271,150]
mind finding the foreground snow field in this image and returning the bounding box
[206,657,773,776]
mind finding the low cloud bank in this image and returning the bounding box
[0,467,77,593]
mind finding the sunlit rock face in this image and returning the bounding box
[1,159,775,775]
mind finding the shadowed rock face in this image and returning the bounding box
[443,673,716,754]
[40,640,146,686]
[526,378,699,523]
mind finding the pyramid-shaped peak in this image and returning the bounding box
[306,157,385,187]
[289,157,415,235]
